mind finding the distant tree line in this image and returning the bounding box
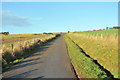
[43,32,53,35]
[0,32,9,35]
[106,26,120,29]
[72,26,120,33]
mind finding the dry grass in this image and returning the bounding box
[2,46,14,64]
[68,33,118,78]
[13,43,24,58]
[64,35,108,78]
[73,33,118,45]
[2,34,56,65]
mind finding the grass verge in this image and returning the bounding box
[64,34,114,79]
[67,33,118,78]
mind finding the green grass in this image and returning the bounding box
[2,58,24,72]
[77,29,118,38]
[66,32,118,78]
[64,35,113,79]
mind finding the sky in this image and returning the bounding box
[1,2,118,34]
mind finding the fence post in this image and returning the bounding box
[101,34,103,39]
[11,44,14,56]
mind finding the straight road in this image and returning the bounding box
[2,35,76,79]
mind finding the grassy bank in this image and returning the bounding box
[65,29,118,78]
[64,35,113,79]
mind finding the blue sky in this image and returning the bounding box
[1,2,118,34]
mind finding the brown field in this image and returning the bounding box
[1,34,54,44]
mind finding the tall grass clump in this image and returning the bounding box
[2,45,14,64]
[13,43,24,58]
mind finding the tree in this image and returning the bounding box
[0,32,9,35]
[106,27,109,29]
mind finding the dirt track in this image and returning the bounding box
[2,35,76,79]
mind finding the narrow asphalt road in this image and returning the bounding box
[2,35,76,79]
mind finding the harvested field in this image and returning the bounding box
[1,34,53,44]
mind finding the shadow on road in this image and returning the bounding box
[3,35,68,79]
[7,38,58,71]
[9,61,43,71]
[10,69,39,78]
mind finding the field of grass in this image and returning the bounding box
[65,29,118,78]
[64,35,112,79]
[1,33,59,71]
[76,29,118,38]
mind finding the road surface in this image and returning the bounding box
[2,35,76,79]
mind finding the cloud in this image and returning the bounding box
[1,10,33,27]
